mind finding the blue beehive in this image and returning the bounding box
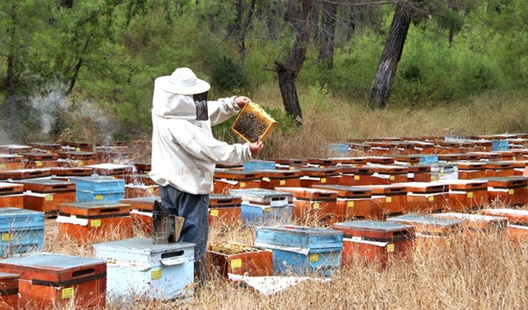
[69,176,125,202]
[0,207,44,257]
[243,160,276,172]
[93,237,195,301]
[492,140,509,151]
[254,225,343,276]
[230,189,294,226]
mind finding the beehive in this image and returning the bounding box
[0,207,44,258]
[231,101,276,143]
[208,194,242,228]
[207,241,273,278]
[0,253,106,310]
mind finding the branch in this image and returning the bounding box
[317,0,405,6]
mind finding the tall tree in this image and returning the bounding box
[317,0,337,68]
[272,0,316,126]
[368,3,413,109]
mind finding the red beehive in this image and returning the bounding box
[276,187,338,225]
[432,212,508,235]
[0,182,24,209]
[436,179,489,212]
[22,153,59,169]
[58,151,98,167]
[0,253,106,310]
[207,241,273,278]
[0,154,23,171]
[208,194,242,228]
[57,201,132,244]
[368,165,408,185]
[455,161,487,180]
[337,166,374,186]
[353,184,407,219]
[19,179,76,217]
[311,184,374,221]
[213,169,261,194]
[119,196,157,235]
[258,170,301,189]
[297,167,341,188]
[0,272,19,310]
[478,176,528,207]
[394,182,448,214]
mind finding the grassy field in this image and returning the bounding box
[31,88,528,309]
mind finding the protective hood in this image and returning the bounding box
[152,77,197,120]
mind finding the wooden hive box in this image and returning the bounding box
[332,220,416,270]
[477,176,528,207]
[311,184,374,221]
[213,169,261,194]
[275,187,338,225]
[208,194,242,228]
[207,241,273,278]
[368,165,408,185]
[297,167,341,188]
[49,167,93,178]
[258,169,301,189]
[0,154,23,171]
[431,212,508,235]
[337,166,374,186]
[353,184,407,219]
[0,253,106,310]
[255,225,343,277]
[269,158,308,170]
[435,179,489,212]
[120,196,158,235]
[27,142,62,154]
[57,201,132,244]
[0,182,24,209]
[455,161,487,180]
[231,101,276,143]
[57,151,98,167]
[387,214,464,236]
[22,153,59,169]
[230,188,293,226]
[60,141,93,152]
[69,175,125,203]
[0,169,51,181]
[85,163,133,176]
[0,207,44,258]
[393,182,448,214]
[0,272,19,310]
[19,179,76,217]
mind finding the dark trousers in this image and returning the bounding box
[158,185,209,262]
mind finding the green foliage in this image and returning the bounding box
[210,56,249,95]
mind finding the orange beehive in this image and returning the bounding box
[479,176,528,207]
[57,151,98,167]
[337,166,374,186]
[124,184,159,198]
[0,169,51,181]
[23,153,59,169]
[19,179,76,217]
[455,161,487,180]
[394,182,448,214]
[311,184,374,221]
[0,154,23,171]
[0,272,19,310]
[207,241,273,278]
[431,212,508,235]
[258,170,301,189]
[340,237,413,270]
[49,167,93,178]
[480,208,528,226]
[57,201,132,244]
[368,165,408,185]
[354,184,407,219]
[0,253,106,310]
[119,196,158,235]
[85,163,133,176]
[213,169,261,194]
[436,179,489,212]
[269,158,308,170]
[208,194,242,228]
[0,182,24,209]
[297,167,341,188]
[276,187,338,225]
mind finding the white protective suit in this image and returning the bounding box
[150,77,253,195]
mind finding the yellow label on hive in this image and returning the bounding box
[309,253,319,262]
[45,195,53,201]
[280,180,286,185]
[90,219,101,227]
[151,269,162,280]
[347,201,354,208]
[289,166,295,170]
[1,233,12,242]
[387,244,395,253]
[240,182,246,188]
[95,194,103,200]
[263,207,271,212]
[113,159,119,164]
[386,197,392,203]
[389,176,395,180]
[148,187,154,193]
[428,196,434,202]
[509,189,514,195]
[321,178,327,183]
[75,147,81,152]
[36,161,42,167]
[231,258,242,269]
[312,202,320,209]
[354,175,360,180]
[78,160,84,167]
[0,164,4,169]
[445,238,452,247]
[47,150,51,154]
[61,287,74,299]
[467,192,473,198]
[210,210,219,217]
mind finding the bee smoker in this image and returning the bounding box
[152,200,181,244]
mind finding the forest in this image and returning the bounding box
[1,0,527,145]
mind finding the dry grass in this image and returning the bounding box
[40,213,528,310]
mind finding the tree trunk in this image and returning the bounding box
[274,0,315,126]
[346,6,356,42]
[7,54,19,143]
[234,0,256,61]
[317,1,337,68]
[368,4,412,109]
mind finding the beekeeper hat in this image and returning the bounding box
[157,67,211,95]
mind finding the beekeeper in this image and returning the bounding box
[150,67,263,286]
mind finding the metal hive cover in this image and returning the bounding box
[93,237,194,255]
[229,188,294,199]
[334,220,413,231]
[0,252,104,269]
